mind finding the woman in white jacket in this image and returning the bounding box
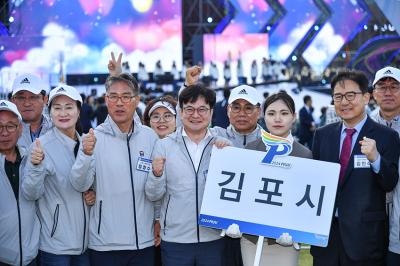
[22,85,90,266]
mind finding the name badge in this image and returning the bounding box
[136,157,152,172]
[354,155,370,168]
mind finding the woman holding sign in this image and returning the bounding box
[227,91,312,266]
[22,85,91,266]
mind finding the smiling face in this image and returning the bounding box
[180,96,212,135]
[264,99,296,137]
[373,77,400,116]
[333,79,369,127]
[50,95,80,137]
[149,106,176,138]
[0,111,22,153]
[12,90,46,124]
[105,80,139,131]
[228,99,260,134]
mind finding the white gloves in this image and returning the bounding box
[221,223,242,238]
[276,232,300,250]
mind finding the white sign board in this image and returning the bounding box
[199,146,340,247]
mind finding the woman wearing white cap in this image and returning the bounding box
[143,96,177,139]
[21,85,90,266]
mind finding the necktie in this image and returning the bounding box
[339,128,356,185]
[74,140,80,158]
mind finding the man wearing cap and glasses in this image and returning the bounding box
[11,73,52,150]
[370,66,400,266]
[0,100,40,266]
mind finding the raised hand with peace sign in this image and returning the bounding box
[108,52,123,76]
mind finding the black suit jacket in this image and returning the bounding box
[298,106,314,142]
[311,117,400,261]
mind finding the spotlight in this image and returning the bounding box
[9,16,14,23]
[291,55,297,61]
[266,25,271,31]
[363,24,368,30]
[207,17,213,23]
[314,25,319,31]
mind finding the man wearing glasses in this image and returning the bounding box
[185,66,262,148]
[70,73,159,266]
[370,66,400,266]
[11,73,52,150]
[0,100,39,266]
[146,84,228,266]
[311,70,400,266]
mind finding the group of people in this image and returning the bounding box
[1,54,399,266]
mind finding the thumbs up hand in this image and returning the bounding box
[83,128,96,156]
[31,139,44,165]
[152,157,166,177]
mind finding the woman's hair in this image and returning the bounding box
[143,95,177,127]
[263,91,295,114]
[49,99,83,135]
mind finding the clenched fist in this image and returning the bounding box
[83,128,96,156]
[185,66,202,86]
[152,157,166,177]
[31,139,44,165]
[359,136,378,162]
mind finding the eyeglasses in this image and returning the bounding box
[150,112,175,123]
[374,84,400,94]
[182,106,210,116]
[106,94,136,103]
[230,104,259,114]
[332,91,363,103]
[13,95,43,103]
[0,124,18,133]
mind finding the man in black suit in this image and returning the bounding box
[298,95,315,148]
[311,70,400,266]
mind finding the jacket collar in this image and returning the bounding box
[96,115,141,139]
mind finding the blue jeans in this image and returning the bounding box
[89,247,154,266]
[40,250,90,266]
[161,239,224,266]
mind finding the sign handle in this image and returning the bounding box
[253,236,264,266]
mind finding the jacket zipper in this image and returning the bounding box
[163,195,171,235]
[182,136,214,243]
[97,200,102,234]
[243,135,247,146]
[81,193,86,254]
[50,204,60,237]
[17,199,23,266]
[127,135,139,250]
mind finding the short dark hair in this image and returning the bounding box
[330,70,369,94]
[105,73,139,95]
[179,84,216,109]
[263,91,295,114]
[143,95,177,127]
[303,95,311,104]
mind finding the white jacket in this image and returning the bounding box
[22,127,89,255]
[0,146,40,266]
[70,116,158,251]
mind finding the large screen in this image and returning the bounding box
[0,0,182,87]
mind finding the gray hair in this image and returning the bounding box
[105,73,140,95]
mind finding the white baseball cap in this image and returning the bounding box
[0,100,22,121]
[49,84,83,105]
[149,101,176,116]
[372,66,400,86]
[228,85,262,105]
[12,73,46,96]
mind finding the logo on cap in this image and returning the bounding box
[383,69,393,75]
[20,77,30,84]
[0,102,7,107]
[238,89,248,95]
[57,87,66,92]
